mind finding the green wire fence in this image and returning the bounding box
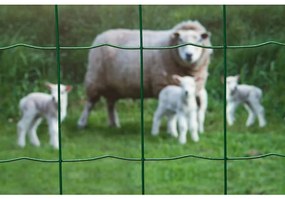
[0,5,285,195]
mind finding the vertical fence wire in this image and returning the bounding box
[54,5,63,195]
[138,5,145,195]
[222,5,228,195]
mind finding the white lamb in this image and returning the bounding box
[17,82,72,149]
[226,75,266,127]
[151,75,199,144]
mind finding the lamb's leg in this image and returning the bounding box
[178,113,188,144]
[28,117,42,147]
[244,103,256,127]
[106,98,120,128]
[151,106,165,136]
[226,102,238,126]
[252,102,266,127]
[48,118,59,149]
[188,111,199,142]
[77,97,99,129]
[196,89,207,134]
[167,114,178,138]
[17,113,35,148]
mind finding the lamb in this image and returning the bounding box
[151,75,199,144]
[17,82,72,149]
[226,75,266,127]
[78,20,212,134]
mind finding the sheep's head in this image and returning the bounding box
[45,82,72,104]
[172,30,210,65]
[172,75,196,98]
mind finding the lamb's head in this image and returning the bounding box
[45,82,72,105]
[172,29,210,66]
[226,75,239,95]
[173,75,196,99]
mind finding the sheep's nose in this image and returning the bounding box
[185,53,192,61]
[185,91,189,96]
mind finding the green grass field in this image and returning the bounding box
[0,97,284,194]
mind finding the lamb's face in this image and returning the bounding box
[46,83,72,104]
[226,76,239,94]
[174,30,209,64]
[179,76,196,98]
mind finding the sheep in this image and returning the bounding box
[78,20,212,133]
[151,75,199,144]
[17,82,72,149]
[226,75,266,127]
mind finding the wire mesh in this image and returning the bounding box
[0,4,284,195]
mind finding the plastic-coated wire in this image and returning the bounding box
[138,5,145,195]
[2,40,285,51]
[1,153,284,164]
[0,43,221,51]
[222,5,228,195]
[54,5,63,195]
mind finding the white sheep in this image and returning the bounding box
[226,75,266,127]
[151,75,199,144]
[17,82,72,149]
[77,20,212,134]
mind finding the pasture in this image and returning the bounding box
[0,5,285,194]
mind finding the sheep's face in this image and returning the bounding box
[173,75,196,98]
[173,30,209,64]
[46,83,72,104]
[226,75,239,94]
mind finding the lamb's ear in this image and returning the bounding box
[65,85,73,92]
[172,75,182,84]
[235,75,240,81]
[45,82,53,90]
[220,76,224,84]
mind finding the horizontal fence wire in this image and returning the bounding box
[1,4,285,195]
[2,41,285,51]
[1,153,285,164]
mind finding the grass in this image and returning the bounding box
[0,97,284,194]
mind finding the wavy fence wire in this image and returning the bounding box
[0,5,285,195]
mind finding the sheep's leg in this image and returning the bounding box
[151,106,165,136]
[196,89,207,134]
[226,101,238,126]
[167,114,178,138]
[106,98,120,128]
[244,103,256,127]
[17,113,35,148]
[77,97,99,129]
[28,117,42,147]
[178,113,188,144]
[188,111,199,142]
[47,118,59,149]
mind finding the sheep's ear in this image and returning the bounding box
[65,85,72,92]
[172,75,182,84]
[172,31,180,40]
[201,32,210,40]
